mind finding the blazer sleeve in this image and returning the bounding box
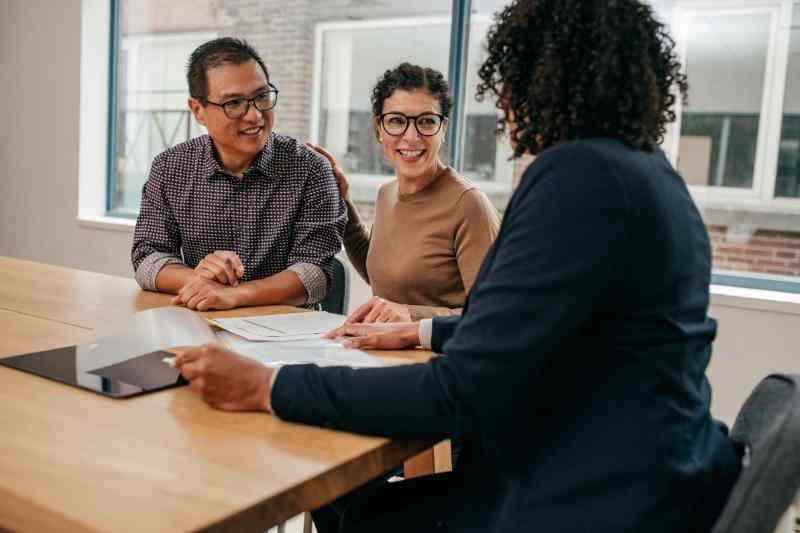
[431,315,462,353]
[271,143,632,442]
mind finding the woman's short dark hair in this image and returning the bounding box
[371,63,453,119]
[187,37,270,101]
[476,0,688,156]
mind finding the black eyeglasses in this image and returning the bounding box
[379,112,445,137]
[204,82,280,119]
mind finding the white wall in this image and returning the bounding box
[0,0,798,430]
[0,0,134,278]
[708,298,800,426]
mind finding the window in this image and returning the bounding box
[664,0,800,290]
[312,15,452,190]
[108,1,518,216]
[111,32,213,217]
[462,3,516,191]
[675,6,774,192]
[104,0,800,291]
[776,4,800,198]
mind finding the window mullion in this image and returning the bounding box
[106,0,121,215]
[446,0,471,172]
[759,0,795,202]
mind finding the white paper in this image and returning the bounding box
[75,307,218,382]
[209,311,346,341]
[215,330,383,368]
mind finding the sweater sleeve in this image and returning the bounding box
[404,188,500,321]
[453,188,501,294]
[342,198,371,284]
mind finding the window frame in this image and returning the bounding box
[309,12,513,209]
[667,0,800,210]
[106,28,219,218]
[94,0,800,292]
[665,0,800,292]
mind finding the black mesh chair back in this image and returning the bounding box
[711,373,800,533]
[319,257,349,315]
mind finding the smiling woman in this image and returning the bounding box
[310,62,501,324]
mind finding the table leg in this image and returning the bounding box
[403,440,452,479]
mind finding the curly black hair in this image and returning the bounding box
[371,63,453,120]
[187,37,270,102]
[476,0,688,156]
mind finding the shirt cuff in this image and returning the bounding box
[288,262,327,304]
[419,319,434,351]
[134,252,183,291]
[265,365,282,414]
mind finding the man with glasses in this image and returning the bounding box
[132,38,346,310]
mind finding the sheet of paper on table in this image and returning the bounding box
[209,311,347,341]
[215,330,383,368]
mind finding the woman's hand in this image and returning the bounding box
[326,322,420,350]
[307,143,350,201]
[345,296,412,324]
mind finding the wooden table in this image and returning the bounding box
[0,257,445,532]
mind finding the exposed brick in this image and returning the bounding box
[743,248,772,257]
[766,269,793,276]
[714,245,746,255]
[755,259,789,268]
[727,255,757,264]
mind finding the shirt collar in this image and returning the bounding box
[201,133,274,181]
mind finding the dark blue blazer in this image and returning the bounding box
[273,138,741,533]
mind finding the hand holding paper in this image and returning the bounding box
[172,343,274,412]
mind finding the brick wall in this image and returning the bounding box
[122,0,222,34]
[709,226,800,277]
[220,0,314,142]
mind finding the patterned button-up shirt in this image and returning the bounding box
[131,133,346,303]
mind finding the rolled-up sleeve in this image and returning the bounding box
[131,155,183,291]
[287,262,328,304]
[288,155,347,303]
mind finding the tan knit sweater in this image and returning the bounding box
[344,167,500,320]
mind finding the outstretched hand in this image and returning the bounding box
[345,296,412,324]
[326,322,420,350]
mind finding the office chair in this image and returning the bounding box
[710,373,800,533]
[319,256,350,315]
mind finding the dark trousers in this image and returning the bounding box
[311,473,459,533]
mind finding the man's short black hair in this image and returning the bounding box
[187,37,270,101]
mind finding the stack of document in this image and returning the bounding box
[210,312,384,369]
[208,311,346,341]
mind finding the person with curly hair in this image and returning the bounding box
[308,63,500,324]
[172,2,742,532]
